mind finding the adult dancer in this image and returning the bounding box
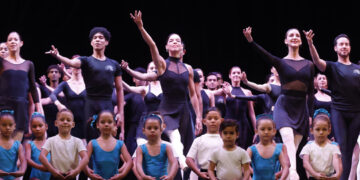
[0,32,43,141]
[223,66,256,149]
[130,10,201,170]
[46,27,125,140]
[0,42,8,59]
[205,72,227,117]
[244,27,314,179]
[49,62,86,141]
[304,30,360,180]
[194,68,215,118]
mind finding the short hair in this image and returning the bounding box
[220,119,239,133]
[333,34,350,46]
[56,109,74,120]
[204,107,222,117]
[89,27,111,41]
[46,64,63,78]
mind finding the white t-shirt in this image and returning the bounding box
[187,133,223,169]
[42,135,87,173]
[300,141,341,176]
[209,146,251,180]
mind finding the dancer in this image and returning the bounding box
[300,109,342,179]
[247,114,289,180]
[223,66,256,149]
[130,10,201,170]
[304,30,360,180]
[50,61,86,141]
[46,27,125,140]
[0,42,8,59]
[0,32,43,141]
[195,68,215,118]
[243,27,314,179]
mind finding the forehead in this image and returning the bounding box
[8,32,20,39]
[336,37,350,44]
[93,32,105,38]
[207,75,217,80]
[223,126,237,132]
[168,34,181,41]
[100,112,113,118]
[206,111,221,117]
[49,68,59,72]
[145,119,161,126]
[32,117,45,123]
[0,115,15,123]
[0,43,7,47]
[258,119,274,127]
[58,111,73,118]
[316,74,326,78]
[231,67,241,73]
[286,29,300,36]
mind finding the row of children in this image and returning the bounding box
[0,106,341,180]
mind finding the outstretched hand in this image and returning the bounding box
[303,29,315,44]
[45,45,60,58]
[243,26,253,43]
[130,10,143,28]
[241,72,248,84]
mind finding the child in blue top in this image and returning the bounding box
[247,114,289,180]
[85,110,133,179]
[0,110,27,180]
[135,112,178,180]
[25,112,51,180]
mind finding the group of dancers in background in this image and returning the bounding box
[0,10,360,180]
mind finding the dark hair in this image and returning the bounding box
[8,31,22,41]
[89,27,111,41]
[30,112,46,124]
[333,34,350,47]
[285,28,300,38]
[204,107,222,117]
[0,109,15,121]
[88,110,115,129]
[229,66,241,75]
[46,64,63,78]
[256,114,275,129]
[220,119,239,133]
[207,72,218,78]
[312,108,331,128]
[143,111,163,128]
[134,67,147,73]
[56,109,73,120]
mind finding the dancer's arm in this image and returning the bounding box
[115,76,125,140]
[45,45,81,68]
[241,71,272,93]
[130,10,166,75]
[303,30,327,72]
[120,60,158,81]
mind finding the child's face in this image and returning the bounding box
[311,120,331,144]
[31,118,47,138]
[97,112,115,135]
[220,126,239,147]
[0,115,15,137]
[203,111,223,134]
[256,119,276,141]
[143,119,162,140]
[55,112,74,134]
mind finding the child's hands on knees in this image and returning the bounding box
[52,169,65,179]
[143,175,156,180]
[64,170,78,180]
[87,169,103,180]
[0,170,9,176]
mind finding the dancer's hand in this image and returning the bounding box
[303,29,315,44]
[130,10,143,29]
[120,60,130,71]
[243,26,253,43]
[241,72,248,84]
[45,45,60,58]
[195,117,203,136]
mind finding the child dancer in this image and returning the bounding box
[39,109,89,180]
[186,107,223,180]
[247,114,289,180]
[0,110,27,180]
[135,112,178,180]
[208,119,251,180]
[85,110,133,179]
[300,109,342,179]
[25,112,51,180]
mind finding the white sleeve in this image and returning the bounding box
[299,144,310,159]
[186,137,199,159]
[209,150,218,164]
[42,137,53,152]
[76,138,87,152]
[240,149,251,164]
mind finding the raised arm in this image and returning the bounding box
[45,45,81,68]
[303,30,327,72]
[130,10,166,75]
[120,60,158,81]
[242,27,281,66]
[241,72,272,93]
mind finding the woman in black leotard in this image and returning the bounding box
[313,73,331,113]
[49,61,86,141]
[243,27,314,180]
[130,10,201,170]
[0,32,43,141]
[222,66,256,149]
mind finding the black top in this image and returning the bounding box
[324,61,360,111]
[79,56,122,99]
[251,41,314,115]
[124,93,146,123]
[144,85,162,113]
[201,90,210,117]
[193,69,200,83]
[0,59,39,102]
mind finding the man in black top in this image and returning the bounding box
[304,30,360,180]
[46,27,125,140]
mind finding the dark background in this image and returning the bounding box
[1,0,359,85]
